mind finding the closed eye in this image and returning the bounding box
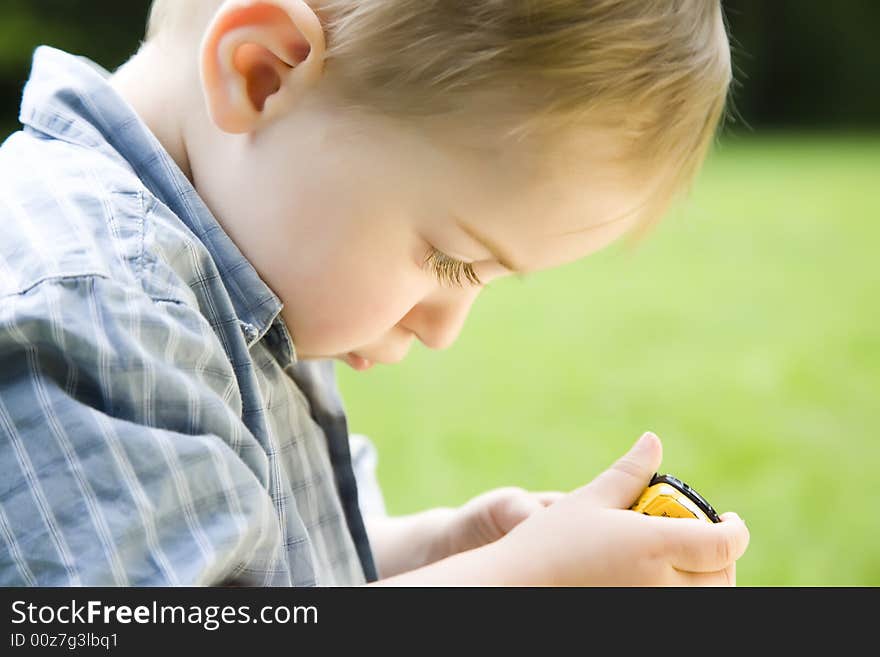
[422,247,483,288]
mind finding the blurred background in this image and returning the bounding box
[1,1,877,585]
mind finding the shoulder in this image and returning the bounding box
[0,273,238,410]
[0,129,203,307]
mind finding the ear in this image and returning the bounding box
[199,0,326,133]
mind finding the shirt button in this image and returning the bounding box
[240,322,259,343]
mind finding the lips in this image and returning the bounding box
[343,352,373,371]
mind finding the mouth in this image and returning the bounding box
[342,352,374,371]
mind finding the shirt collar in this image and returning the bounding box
[18,46,296,363]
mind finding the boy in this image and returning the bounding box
[0,0,749,586]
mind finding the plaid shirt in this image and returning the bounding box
[0,46,378,586]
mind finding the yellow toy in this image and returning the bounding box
[631,473,720,523]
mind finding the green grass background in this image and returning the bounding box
[337,134,880,586]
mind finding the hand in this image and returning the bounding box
[443,486,566,557]
[492,432,751,586]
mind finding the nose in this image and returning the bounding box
[400,286,482,351]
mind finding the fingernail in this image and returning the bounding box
[634,432,657,451]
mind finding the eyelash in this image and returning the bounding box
[423,247,484,288]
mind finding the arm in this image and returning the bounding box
[364,508,456,579]
[366,538,529,586]
[364,486,567,579]
[0,277,280,586]
[347,433,463,578]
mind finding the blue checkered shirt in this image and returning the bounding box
[0,46,378,586]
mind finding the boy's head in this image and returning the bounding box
[134,0,730,369]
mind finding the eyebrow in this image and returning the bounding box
[454,217,528,280]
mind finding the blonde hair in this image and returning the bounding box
[147,0,732,240]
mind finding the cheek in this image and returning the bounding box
[282,249,426,356]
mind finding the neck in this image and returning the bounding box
[109,41,196,182]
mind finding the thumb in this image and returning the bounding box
[578,432,663,509]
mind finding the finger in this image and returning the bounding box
[533,491,566,506]
[578,432,663,508]
[662,512,750,573]
[672,563,736,587]
[492,492,546,535]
